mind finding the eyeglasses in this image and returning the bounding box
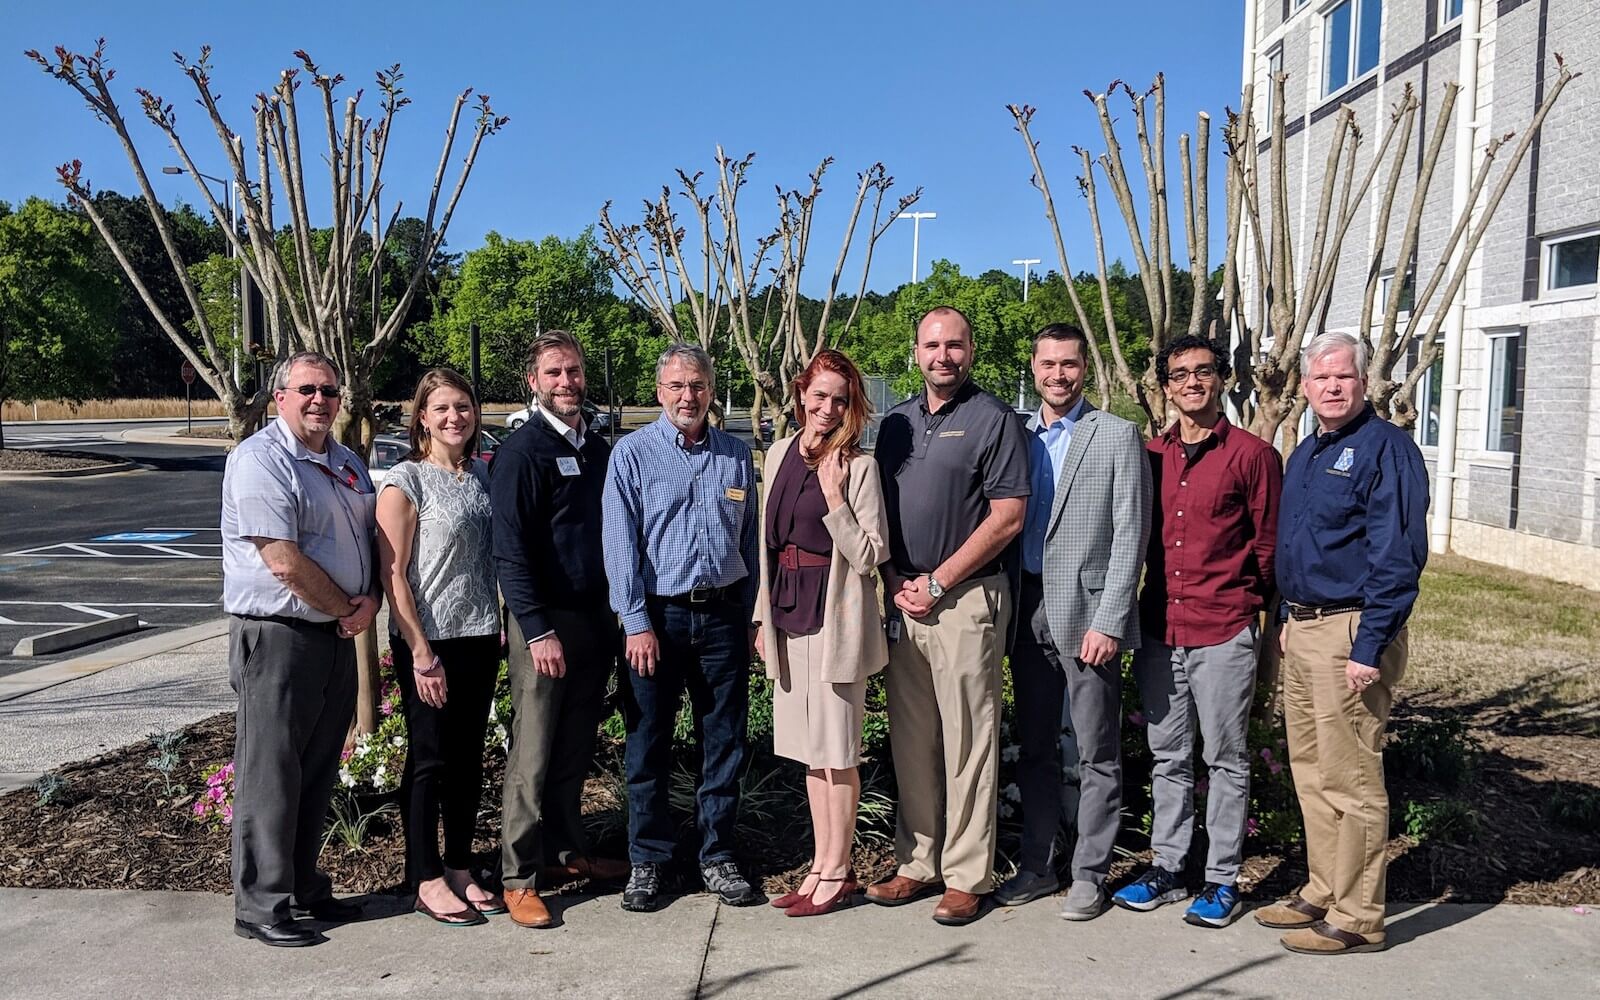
[285,384,342,399]
[1165,366,1217,385]
[658,381,710,396]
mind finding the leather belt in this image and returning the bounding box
[1287,600,1363,621]
[235,613,340,633]
[652,584,739,606]
[777,544,830,570]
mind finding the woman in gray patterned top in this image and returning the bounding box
[376,368,503,926]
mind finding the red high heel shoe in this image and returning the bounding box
[771,871,821,909]
[785,874,859,918]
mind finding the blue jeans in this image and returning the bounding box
[621,595,750,865]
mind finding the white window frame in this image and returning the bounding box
[1440,0,1465,30]
[1322,0,1384,99]
[1539,227,1600,301]
[1482,328,1522,455]
[1265,45,1285,123]
[1412,349,1443,451]
[1377,269,1414,322]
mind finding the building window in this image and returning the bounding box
[1324,0,1383,96]
[1483,329,1522,454]
[1414,352,1442,448]
[1378,268,1415,318]
[1542,230,1599,294]
[1266,46,1284,122]
[1442,0,1464,27]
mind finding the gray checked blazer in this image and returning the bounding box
[1040,404,1153,654]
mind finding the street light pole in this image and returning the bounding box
[164,164,238,382]
[1012,258,1041,302]
[901,211,937,283]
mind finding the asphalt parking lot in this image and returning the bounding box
[0,424,225,679]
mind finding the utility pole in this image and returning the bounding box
[901,211,938,283]
[163,163,238,381]
[1012,258,1041,302]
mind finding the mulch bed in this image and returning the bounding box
[2,707,1595,906]
[0,448,123,472]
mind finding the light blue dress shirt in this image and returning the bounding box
[1020,397,1087,575]
[602,414,760,635]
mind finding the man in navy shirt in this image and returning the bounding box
[1258,332,1428,955]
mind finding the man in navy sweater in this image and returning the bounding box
[491,330,627,929]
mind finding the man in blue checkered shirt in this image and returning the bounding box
[602,343,761,912]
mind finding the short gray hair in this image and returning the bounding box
[271,351,341,391]
[1300,332,1367,374]
[655,342,715,389]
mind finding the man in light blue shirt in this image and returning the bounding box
[602,343,760,913]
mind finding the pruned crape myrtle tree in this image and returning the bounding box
[1009,60,1576,444]
[26,40,506,734]
[598,147,918,441]
[26,40,506,450]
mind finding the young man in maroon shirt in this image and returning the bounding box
[1112,335,1282,928]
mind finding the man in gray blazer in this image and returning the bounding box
[997,323,1151,922]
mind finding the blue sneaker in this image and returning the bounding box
[1184,882,1243,928]
[1111,867,1188,912]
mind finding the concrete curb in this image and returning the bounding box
[12,614,142,657]
[0,460,139,481]
[0,416,228,426]
[0,618,229,704]
[117,428,232,448]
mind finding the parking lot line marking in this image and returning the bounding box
[141,527,220,532]
[61,603,121,620]
[0,601,220,608]
[140,543,210,558]
[1,543,222,560]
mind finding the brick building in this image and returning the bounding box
[1240,0,1599,588]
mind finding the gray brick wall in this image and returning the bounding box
[1516,316,1594,542]
[1468,462,1514,527]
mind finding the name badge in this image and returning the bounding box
[938,430,965,438]
[725,487,747,502]
[556,457,581,477]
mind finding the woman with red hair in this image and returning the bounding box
[755,349,889,918]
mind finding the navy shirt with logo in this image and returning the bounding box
[1276,404,1429,667]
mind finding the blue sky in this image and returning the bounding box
[4,0,1246,295]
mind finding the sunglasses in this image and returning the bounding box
[285,384,342,399]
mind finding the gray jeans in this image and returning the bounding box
[1131,622,1258,885]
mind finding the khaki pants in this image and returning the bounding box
[1282,611,1407,935]
[885,573,1008,895]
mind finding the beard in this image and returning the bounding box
[540,387,583,418]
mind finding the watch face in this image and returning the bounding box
[928,578,944,598]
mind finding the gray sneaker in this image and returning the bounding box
[701,861,761,906]
[992,868,1061,907]
[1059,880,1108,921]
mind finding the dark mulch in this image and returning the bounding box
[0,448,122,472]
[3,708,1595,906]
[174,426,232,440]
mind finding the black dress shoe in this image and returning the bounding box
[295,897,364,922]
[234,918,320,947]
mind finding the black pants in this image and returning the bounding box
[392,633,500,885]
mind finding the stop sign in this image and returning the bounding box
[180,361,196,385]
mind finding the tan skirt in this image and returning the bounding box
[772,628,867,770]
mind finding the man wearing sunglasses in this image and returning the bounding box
[221,350,380,947]
[1113,334,1281,929]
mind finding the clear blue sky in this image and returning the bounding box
[3,0,1246,296]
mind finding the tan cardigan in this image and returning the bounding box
[754,435,890,685]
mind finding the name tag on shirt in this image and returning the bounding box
[725,487,747,502]
[938,430,965,438]
[556,457,581,477]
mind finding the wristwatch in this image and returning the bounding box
[926,575,945,600]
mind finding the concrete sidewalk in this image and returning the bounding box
[0,887,1594,999]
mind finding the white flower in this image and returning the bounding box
[373,765,388,789]
[1001,782,1021,803]
[998,802,1015,820]
[391,736,404,748]
[1001,744,1021,763]
[339,768,355,788]
[488,703,498,722]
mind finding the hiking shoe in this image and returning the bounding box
[1184,883,1243,928]
[1112,866,1189,912]
[621,863,661,912]
[701,861,761,906]
[1058,880,1108,922]
[992,868,1060,907]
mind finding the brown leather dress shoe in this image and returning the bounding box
[1253,896,1328,929]
[543,855,630,884]
[505,888,553,929]
[865,874,942,907]
[932,889,984,926]
[1280,920,1386,955]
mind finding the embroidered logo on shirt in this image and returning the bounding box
[725,487,747,502]
[556,456,581,477]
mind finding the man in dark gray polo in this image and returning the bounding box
[867,305,1031,926]
[221,351,379,947]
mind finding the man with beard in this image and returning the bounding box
[1113,334,1281,928]
[994,323,1150,922]
[868,306,1030,925]
[492,330,627,928]
[603,343,761,912]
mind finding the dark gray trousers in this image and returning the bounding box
[228,616,357,925]
[1011,574,1122,886]
[501,608,618,889]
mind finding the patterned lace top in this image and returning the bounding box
[381,459,499,641]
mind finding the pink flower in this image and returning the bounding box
[1127,711,1146,727]
[193,801,207,817]
[221,805,233,824]
[1246,817,1261,836]
[208,785,226,804]
[1260,747,1274,761]
[380,700,394,717]
[1269,762,1283,776]
[340,748,354,762]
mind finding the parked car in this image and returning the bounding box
[368,429,500,485]
[505,402,613,433]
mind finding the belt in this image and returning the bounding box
[776,544,830,571]
[235,613,340,633]
[650,583,740,606]
[1286,600,1363,621]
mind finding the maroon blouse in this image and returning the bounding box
[765,443,833,635]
